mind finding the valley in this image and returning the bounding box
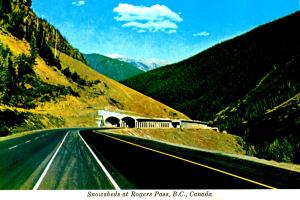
[0,0,299,191]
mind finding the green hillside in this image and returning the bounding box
[123,11,300,163]
[0,0,85,64]
[241,92,300,163]
[84,54,144,81]
[0,0,188,136]
[123,11,299,121]
[0,0,83,134]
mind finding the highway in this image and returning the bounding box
[81,130,300,189]
[0,129,118,190]
[0,129,67,189]
[1,128,300,189]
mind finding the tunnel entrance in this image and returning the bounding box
[172,122,181,128]
[105,117,120,127]
[122,117,136,128]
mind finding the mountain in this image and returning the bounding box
[105,54,163,72]
[117,57,162,72]
[84,53,144,81]
[0,0,85,64]
[0,0,188,136]
[123,11,300,163]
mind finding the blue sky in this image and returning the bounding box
[32,0,299,64]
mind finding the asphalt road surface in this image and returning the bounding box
[1,128,300,189]
[0,129,118,190]
[0,129,67,189]
[81,130,300,189]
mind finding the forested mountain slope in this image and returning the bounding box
[0,0,188,136]
[123,11,300,163]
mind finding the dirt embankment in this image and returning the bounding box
[102,128,246,155]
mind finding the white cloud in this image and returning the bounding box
[72,0,85,6]
[167,30,176,34]
[114,4,182,22]
[193,31,210,37]
[113,3,182,33]
[122,20,178,32]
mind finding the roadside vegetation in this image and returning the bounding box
[0,0,86,64]
[0,42,70,136]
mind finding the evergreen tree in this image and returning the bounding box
[15,53,35,82]
[0,0,12,13]
[24,0,32,7]
[8,11,25,40]
[3,58,16,103]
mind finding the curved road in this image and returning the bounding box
[0,128,299,189]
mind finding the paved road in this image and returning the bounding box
[0,129,118,190]
[0,129,67,189]
[1,128,300,189]
[81,130,300,189]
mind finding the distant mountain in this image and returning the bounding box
[84,54,145,81]
[123,11,300,163]
[117,57,162,72]
[106,54,164,72]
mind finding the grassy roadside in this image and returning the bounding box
[101,128,246,155]
[0,129,43,142]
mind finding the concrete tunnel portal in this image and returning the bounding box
[98,110,213,130]
[122,117,136,128]
[105,116,120,127]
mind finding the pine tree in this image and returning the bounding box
[0,0,12,13]
[15,53,35,82]
[24,0,32,7]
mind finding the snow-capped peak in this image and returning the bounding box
[105,53,126,59]
[105,54,167,72]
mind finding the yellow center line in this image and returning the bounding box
[98,132,277,190]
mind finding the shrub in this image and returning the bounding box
[62,67,87,86]
[62,67,72,78]
[259,138,294,162]
[0,121,10,137]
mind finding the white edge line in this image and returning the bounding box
[78,131,121,190]
[33,132,70,190]
[8,145,19,150]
